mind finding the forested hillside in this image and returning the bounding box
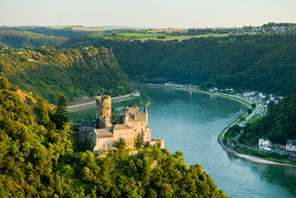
[0,30,67,48]
[62,33,296,95]
[0,47,132,103]
[0,27,92,38]
[0,78,227,197]
[239,87,296,145]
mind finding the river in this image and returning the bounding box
[69,85,296,198]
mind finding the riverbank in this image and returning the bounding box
[68,91,140,112]
[141,83,296,167]
[218,119,296,167]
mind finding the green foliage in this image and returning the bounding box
[115,138,126,150]
[0,47,132,103]
[0,80,227,197]
[52,94,68,129]
[135,133,143,149]
[71,147,227,197]
[240,87,296,145]
[0,77,10,89]
[0,79,72,197]
[223,125,242,144]
[62,33,296,95]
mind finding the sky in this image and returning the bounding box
[0,0,296,28]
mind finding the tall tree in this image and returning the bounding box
[115,138,126,150]
[0,77,10,89]
[135,133,143,149]
[53,94,68,129]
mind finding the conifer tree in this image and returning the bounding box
[53,94,68,129]
[135,133,143,149]
[115,138,126,150]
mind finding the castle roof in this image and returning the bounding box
[94,128,113,138]
[113,123,132,130]
[127,107,146,122]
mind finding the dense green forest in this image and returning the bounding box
[62,33,296,95]
[0,78,227,197]
[239,87,296,145]
[0,47,132,103]
[0,30,67,48]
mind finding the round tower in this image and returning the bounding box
[95,95,112,128]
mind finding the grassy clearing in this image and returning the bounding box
[248,114,261,123]
[119,33,231,41]
[120,32,169,39]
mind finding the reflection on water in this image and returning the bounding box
[69,85,296,198]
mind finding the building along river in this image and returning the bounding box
[69,85,296,198]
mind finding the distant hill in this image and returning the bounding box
[61,33,296,96]
[0,47,132,103]
[239,87,296,145]
[0,30,67,48]
[0,26,132,39]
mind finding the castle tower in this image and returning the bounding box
[123,106,129,124]
[95,95,112,128]
[144,105,148,126]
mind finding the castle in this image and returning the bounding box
[79,95,164,152]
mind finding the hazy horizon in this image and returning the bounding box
[1,0,296,28]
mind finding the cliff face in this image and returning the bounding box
[0,46,132,103]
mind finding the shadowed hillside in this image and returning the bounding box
[0,47,132,103]
[62,33,296,95]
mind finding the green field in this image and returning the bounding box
[120,32,170,39]
[118,32,231,40]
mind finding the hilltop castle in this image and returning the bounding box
[79,95,164,152]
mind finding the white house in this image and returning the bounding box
[258,93,266,99]
[258,138,272,151]
[286,139,296,152]
[209,87,218,92]
[244,91,255,97]
[133,90,141,97]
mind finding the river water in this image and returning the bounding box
[69,85,296,198]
